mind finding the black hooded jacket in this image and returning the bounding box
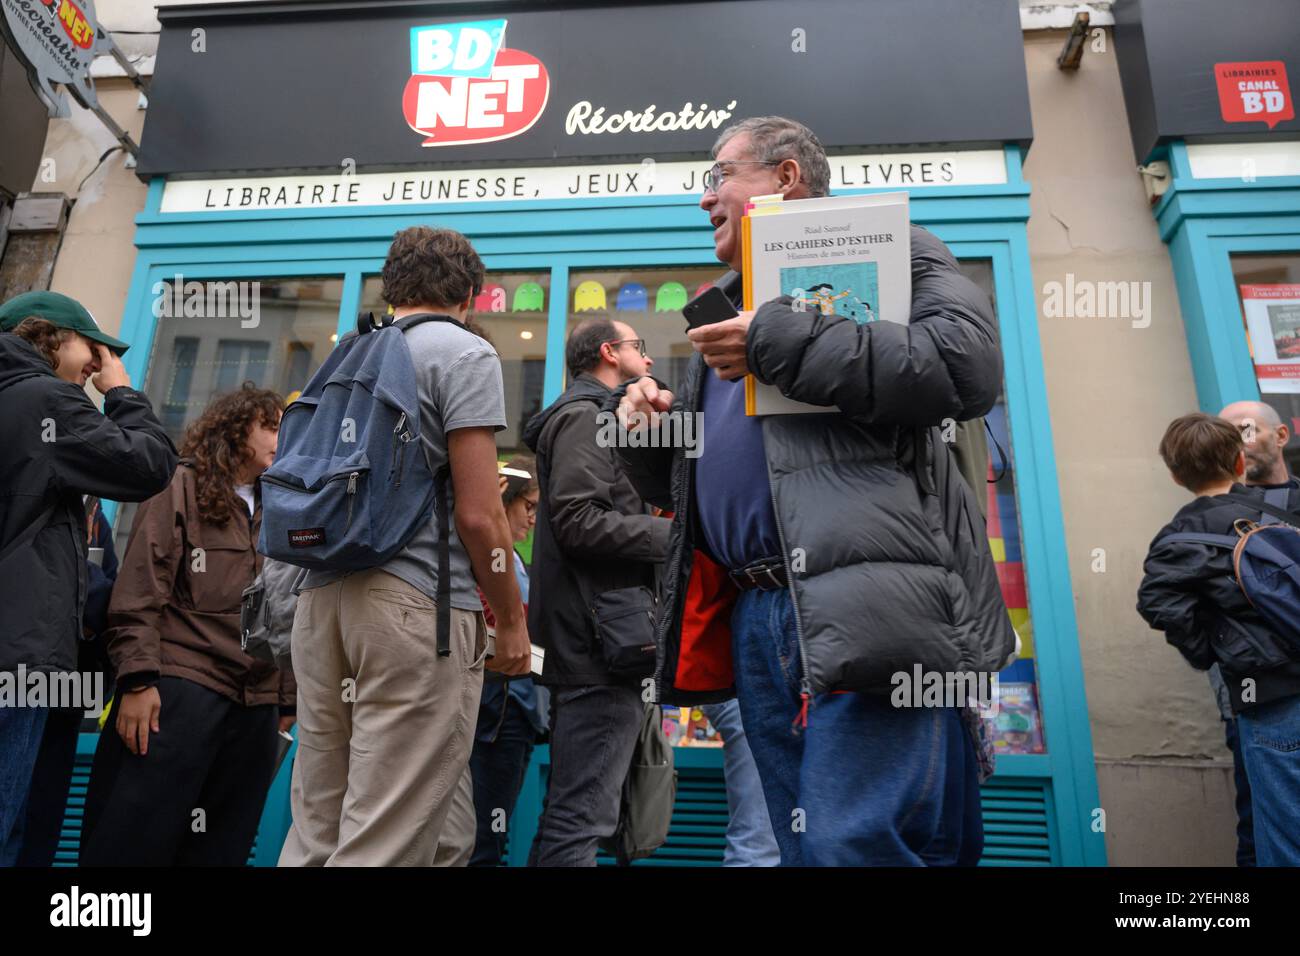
[523,372,671,686]
[0,333,177,675]
[1137,484,1300,714]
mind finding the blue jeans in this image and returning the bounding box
[468,698,537,866]
[0,706,49,867]
[1235,694,1300,866]
[701,698,780,866]
[1222,718,1256,867]
[527,683,642,867]
[731,588,983,866]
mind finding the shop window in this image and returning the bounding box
[360,273,547,455]
[959,259,1046,756]
[118,276,344,555]
[564,267,723,390]
[1231,253,1300,476]
[159,336,199,437]
[214,339,271,392]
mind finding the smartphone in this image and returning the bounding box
[87,547,105,568]
[683,285,739,330]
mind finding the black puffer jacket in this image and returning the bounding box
[0,333,177,675]
[1137,485,1300,714]
[611,226,1016,705]
[524,373,671,686]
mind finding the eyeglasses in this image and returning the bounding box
[523,498,538,517]
[702,160,779,194]
[609,338,647,357]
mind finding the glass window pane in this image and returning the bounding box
[360,272,548,456]
[958,259,1046,756]
[119,276,345,555]
[1231,252,1300,476]
[565,266,723,389]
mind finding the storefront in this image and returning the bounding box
[1116,0,1300,442]
[92,0,1104,866]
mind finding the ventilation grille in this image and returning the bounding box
[597,767,727,867]
[978,778,1056,866]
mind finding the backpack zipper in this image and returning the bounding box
[392,413,409,489]
[345,471,359,530]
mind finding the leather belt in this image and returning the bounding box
[728,555,789,592]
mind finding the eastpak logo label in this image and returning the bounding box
[288,528,326,548]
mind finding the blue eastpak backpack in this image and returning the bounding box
[259,311,463,654]
[1159,489,1300,652]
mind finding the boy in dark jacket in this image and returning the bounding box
[1137,411,1300,865]
[0,291,177,867]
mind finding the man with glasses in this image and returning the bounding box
[1212,399,1299,866]
[611,116,1011,866]
[521,318,671,865]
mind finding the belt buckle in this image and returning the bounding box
[762,565,783,590]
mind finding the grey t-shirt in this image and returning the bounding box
[303,319,506,610]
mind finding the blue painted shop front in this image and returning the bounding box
[1156,142,1300,415]
[58,144,1104,868]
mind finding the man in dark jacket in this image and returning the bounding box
[1138,412,1300,866]
[1212,399,1296,866]
[612,117,1013,865]
[0,290,177,866]
[523,318,671,866]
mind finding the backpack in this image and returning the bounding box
[239,557,307,670]
[599,701,677,865]
[259,311,462,655]
[1159,489,1300,652]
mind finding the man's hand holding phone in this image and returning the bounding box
[687,312,754,381]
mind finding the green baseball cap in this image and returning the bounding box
[0,291,130,354]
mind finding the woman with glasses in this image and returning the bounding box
[466,454,549,866]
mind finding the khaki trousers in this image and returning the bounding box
[279,569,486,866]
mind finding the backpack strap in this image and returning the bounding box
[1260,487,1291,525]
[1223,492,1300,528]
[355,311,473,336]
[1157,531,1240,550]
[434,465,451,658]
[353,310,464,657]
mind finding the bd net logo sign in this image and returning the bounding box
[1215,61,1294,129]
[402,19,550,147]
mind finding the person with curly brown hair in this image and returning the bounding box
[0,291,177,867]
[80,383,295,866]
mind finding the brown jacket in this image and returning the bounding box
[106,462,295,709]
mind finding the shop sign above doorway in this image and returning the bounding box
[0,0,104,118]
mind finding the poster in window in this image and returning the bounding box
[1242,284,1300,394]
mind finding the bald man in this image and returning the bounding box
[1214,400,1297,866]
[1219,401,1296,489]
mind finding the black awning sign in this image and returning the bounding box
[1216,61,1294,130]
